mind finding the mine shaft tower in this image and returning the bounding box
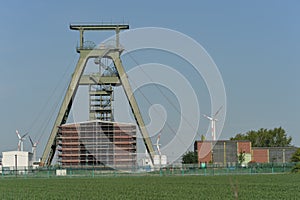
[41,24,155,166]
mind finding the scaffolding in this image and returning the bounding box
[57,120,136,170]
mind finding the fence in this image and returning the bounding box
[0,163,298,178]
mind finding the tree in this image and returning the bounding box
[291,164,300,173]
[291,149,300,173]
[291,148,300,162]
[230,127,292,147]
[238,151,245,166]
[182,151,198,164]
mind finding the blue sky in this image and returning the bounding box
[0,1,299,159]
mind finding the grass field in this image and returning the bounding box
[0,174,299,199]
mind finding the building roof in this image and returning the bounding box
[195,140,251,143]
[252,146,298,149]
[2,151,33,155]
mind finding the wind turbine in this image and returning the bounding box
[16,130,28,151]
[29,136,38,162]
[203,106,223,141]
[156,134,162,168]
[156,134,161,156]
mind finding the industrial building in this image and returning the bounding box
[252,147,297,163]
[1,151,33,173]
[57,120,137,170]
[194,140,252,166]
[194,140,298,166]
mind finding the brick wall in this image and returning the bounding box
[237,141,251,153]
[195,141,212,163]
[252,148,269,163]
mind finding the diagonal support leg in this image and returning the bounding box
[110,52,155,163]
[41,50,108,166]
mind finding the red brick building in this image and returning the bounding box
[194,140,297,165]
[194,140,252,166]
[252,147,297,163]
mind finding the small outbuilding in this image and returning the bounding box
[2,151,33,174]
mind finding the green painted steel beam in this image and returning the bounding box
[79,75,120,85]
[40,49,109,166]
[89,91,112,95]
[109,52,156,163]
[70,24,129,31]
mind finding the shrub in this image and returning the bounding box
[291,163,300,173]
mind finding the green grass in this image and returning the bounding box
[0,174,299,199]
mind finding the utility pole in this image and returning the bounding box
[15,154,17,177]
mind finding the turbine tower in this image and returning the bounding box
[156,134,162,168]
[16,130,28,151]
[29,136,38,162]
[156,134,161,156]
[203,106,223,141]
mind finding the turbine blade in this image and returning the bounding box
[156,134,161,146]
[156,134,161,156]
[214,106,223,117]
[22,132,29,139]
[29,136,34,146]
[203,114,213,120]
[16,130,21,139]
